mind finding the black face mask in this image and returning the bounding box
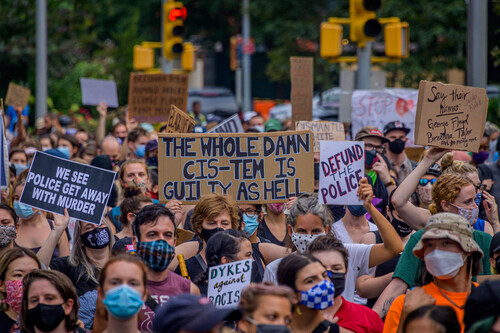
[327,271,345,297]
[146,156,158,167]
[314,163,320,181]
[388,139,406,154]
[81,227,111,249]
[391,216,413,237]
[27,303,66,332]
[200,227,224,242]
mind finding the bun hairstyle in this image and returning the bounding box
[428,174,471,215]
[119,186,153,229]
[440,152,478,176]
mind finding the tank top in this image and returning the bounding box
[15,219,60,259]
[257,218,286,246]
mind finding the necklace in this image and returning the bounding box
[435,283,470,309]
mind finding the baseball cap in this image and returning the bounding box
[153,294,242,333]
[243,111,258,123]
[413,213,483,260]
[354,126,389,143]
[145,140,158,152]
[265,118,282,132]
[490,232,500,257]
[383,121,411,135]
[425,163,441,178]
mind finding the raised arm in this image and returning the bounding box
[96,102,108,144]
[37,209,69,268]
[358,178,404,267]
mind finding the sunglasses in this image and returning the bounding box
[419,179,437,186]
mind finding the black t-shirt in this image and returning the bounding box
[50,256,98,296]
[0,311,16,332]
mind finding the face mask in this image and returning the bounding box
[146,156,158,167]
[0,225,16,248]
[390,217,413,237]
[243,215,259,236]
[57,146,71,158]
[365,149,378,168]
[81,227,111,249]
[314,163,320,181]
[450,203,479,226]
[27,303,66,332]
[472,151,489,164]
[13,201,35,219]
[268,203,284,214]
[0,280,23,313]
[116,137,124,145]
[424,249,466,279]
[246,316,291,333]
[136,239,175,272]
[347,205,367,217]
[417,185,433,205]
[291,231,326,253]
[125,179,148,193]
[200,227,224,242]
[42,146,51,151]
[252,125,265,133]
[103,284,144,319]
[14,163,28,176]
[298,280,335,310]
[135,144,146,158]
[388,139,406,154]
[327,271,345,298]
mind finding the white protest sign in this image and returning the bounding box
[319,141,364,205]
[208,259,252,309]
[351,89,418,146]
[80,78,119,108]
[208,114,244,133]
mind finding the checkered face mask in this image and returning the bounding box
[298,280,335,310]
[136,239,175,272]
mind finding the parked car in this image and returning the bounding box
[187,87,239,118]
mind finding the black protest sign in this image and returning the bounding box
[158,131,314,204]
[20,152,116,225]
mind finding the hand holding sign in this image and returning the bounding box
[357,178,373,208]
[53,208,70,232]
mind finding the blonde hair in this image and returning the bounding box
[428,174,472,215]
[440,152,478,176]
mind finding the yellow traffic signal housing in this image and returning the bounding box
[385,22,409,58]
[181,42,195,71]
[349,0,382,47]
[163,1,187,60]
[133,45,155,70]
[320,22,343,58]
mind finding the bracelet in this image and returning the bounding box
[384,179,396,187]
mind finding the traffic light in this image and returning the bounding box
[349,0,382,47]
[181,42,195,71]
[163,1,187,60]
[133,45,155,70]
[320,22,343,58]
[385,22,409,58]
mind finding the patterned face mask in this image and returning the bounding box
[450,203,479,226]
[298,280,335,310]
[291,231,326,253]
[0,280,23,313]
[136,239,175,272]
[0,225,16,248]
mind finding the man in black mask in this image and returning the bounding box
[383,121,415,184]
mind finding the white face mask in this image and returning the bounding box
[291,231,326,253]
[450,203,479,226]
[424,249,466,279]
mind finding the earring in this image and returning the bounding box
[296,306,302,316]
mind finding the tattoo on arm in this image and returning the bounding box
[382,297,396,317]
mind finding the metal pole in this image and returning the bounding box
[161,0,172,73]
[235,67,242,109]
[356,41,372,90]
[467,0,487,88]
[242,0,251,112]
[36,0,47,119]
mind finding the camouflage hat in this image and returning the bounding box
[354,126,389,143]
[413,212,483,259]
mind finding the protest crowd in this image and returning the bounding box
[1,80,500,333]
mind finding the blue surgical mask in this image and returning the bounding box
[14,163,28,176]
[103,284,144,319]
[298,280,335,310]
[57,146,70,158]
[136,239,175,272]
[347,205,367,217]
[243,215,259,236]
[13,201,35,219]
[135,145,146,158]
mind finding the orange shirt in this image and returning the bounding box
[383,281,478,333]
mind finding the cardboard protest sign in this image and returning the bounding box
[414,81,488,153]
[208,259,252,309]
[80,78,119,108]
[20,152,116,225]
[128,73,189,123]
[5,83,30,109]
[164,105,195,133]
[351,89,419,146]
[319,141,364,205]
[158,131,314,204]
[208,114,244,134]
[290,57,313,129]
[296,121,345,152]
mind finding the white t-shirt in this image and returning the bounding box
[332,219,378,244]
[262,243,374,303]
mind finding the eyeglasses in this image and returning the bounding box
[365,143,385,153]
[475,184,486,192]
[241,209,259,217]
[419,179,437,186]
